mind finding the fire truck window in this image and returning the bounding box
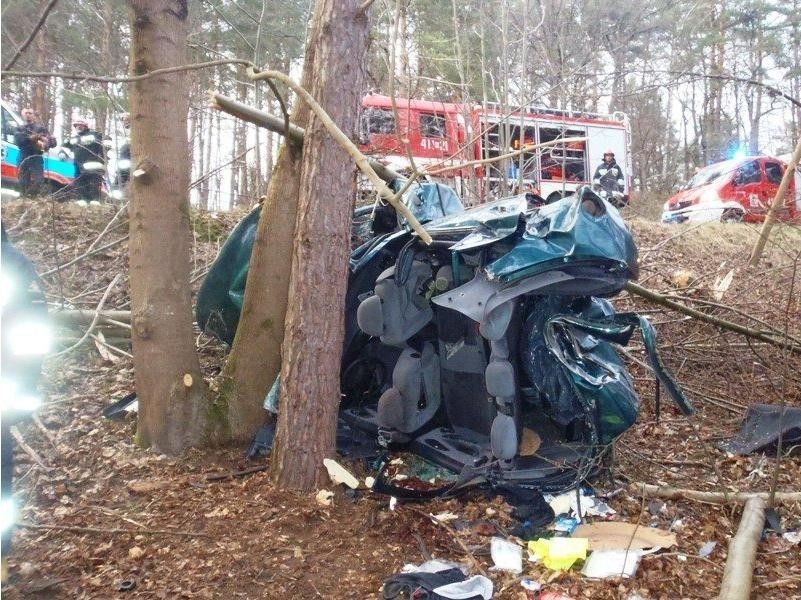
[360,108,395,138]
[735,160,761,185]
[420,113,446,138]
[765,162,783,184]
[539,127,586,181]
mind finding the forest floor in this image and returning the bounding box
[1,200,800,599]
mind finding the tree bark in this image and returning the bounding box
[127,0,208,454]
[718,497,766,600]
[218,0,368,450]
[270,0,369,491]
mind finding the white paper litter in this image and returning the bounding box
[545,489,617,518]
[322,458,360,489]
[490,537,523,574]
[433,575,493,600]
[581,549,642,578]
[402,559,468,575]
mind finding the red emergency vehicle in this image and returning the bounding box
[661,156,800,224]
[358,94,632,205]
[359,94,468,176]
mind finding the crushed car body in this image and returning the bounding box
[197,182,693,494]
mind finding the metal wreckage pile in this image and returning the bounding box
[197,180,694,498]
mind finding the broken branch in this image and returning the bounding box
[749,133,801,266]
[632,483,801,505]
[10,426,50,469]
[718,497,766,600]
[51,274,122,357]
[208,91,402,185]
[246,69,432,244]
[18,522,211,538]
[625,282,800,353]
[40,235,128,279]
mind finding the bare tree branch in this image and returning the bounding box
[3,0,59,71]
[1,59,255,83]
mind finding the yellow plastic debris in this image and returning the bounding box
[527,537,589,571]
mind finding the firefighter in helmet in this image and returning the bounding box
[592,149,625,196]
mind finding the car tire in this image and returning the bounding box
[720,208,744,223]
[546,191,564,204]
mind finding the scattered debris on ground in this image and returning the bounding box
[1,202,799,598]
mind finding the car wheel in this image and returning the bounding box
[720,208,744,223]
[546,191,564,204]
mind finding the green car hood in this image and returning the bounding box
[484,188,638,285]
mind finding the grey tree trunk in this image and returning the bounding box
[127,0,208,454]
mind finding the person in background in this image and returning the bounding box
[592,149,625,195]
[64,117,106,200]
[117,113,131,186]
[13,107,55,198]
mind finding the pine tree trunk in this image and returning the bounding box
[271,0,369,491]
[127,0,208,454]
[219,0,368,462]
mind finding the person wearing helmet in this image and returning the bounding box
[593,149,625,197]
[64,117,106,200]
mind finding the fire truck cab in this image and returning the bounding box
[359,94,467,176]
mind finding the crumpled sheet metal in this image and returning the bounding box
[485,187,638,286]
[195,206,261,345]
[720,404,801,455]
[392,179,465,226]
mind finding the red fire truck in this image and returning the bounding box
[359,93,632,205]
[358,94,468,176]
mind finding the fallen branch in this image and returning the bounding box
[632,483,801,505]
[51,309,131,325]
[208,91,401,185]
[32,414,59,453]
[51,274,122,357]
[90,333,132,359]
[10,426,50,469]
[18,522,211,538]
[205,465,268,481]
[718,497,766,600]
[625,282,800,354]
[247,69,433,244]
[86,202,128,254]
[749,133,801,266]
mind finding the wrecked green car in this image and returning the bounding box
[197,183,692,493]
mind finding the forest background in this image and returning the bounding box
[3,0,801,217]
